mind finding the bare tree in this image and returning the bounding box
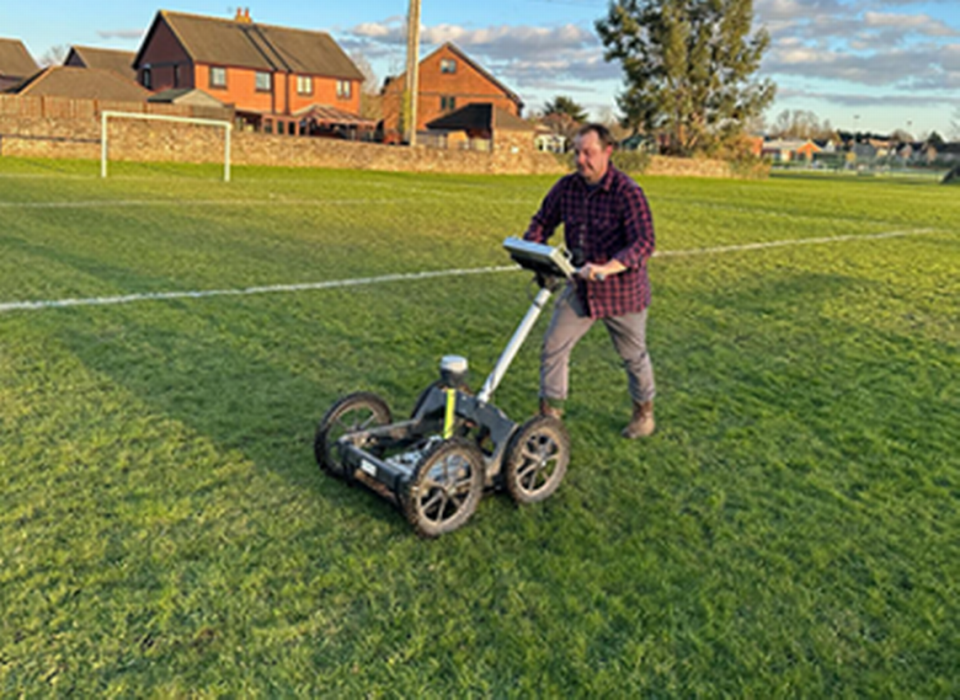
[349,51,382,121]
[38,44,69,67]
[770,109,832,140]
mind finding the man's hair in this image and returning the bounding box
[576,123,616,149]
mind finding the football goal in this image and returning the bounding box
[100,111,233,182]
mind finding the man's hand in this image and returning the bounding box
[579,259,627,282]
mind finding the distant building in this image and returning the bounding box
[8,66,151,102]
[64,46,138,82]
[762,139,822,162]
[0,37,38,91]
[381,42,523,144]
[133,9,367,136]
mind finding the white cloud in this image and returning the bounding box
[863,11,959,36]
[96,29,144,41]
[343,20,610,97]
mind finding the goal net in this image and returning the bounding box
[100,111,233,182]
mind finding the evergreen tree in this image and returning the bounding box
[542,96,589,123]
[596,0,775,156]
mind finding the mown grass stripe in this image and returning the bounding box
[0,228,946,314]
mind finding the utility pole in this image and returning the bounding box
[403,0,421,146]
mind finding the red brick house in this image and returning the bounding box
[381,42,523,143]
[132,10,369,136]
[0,37,38,92]
[65,46,137,82]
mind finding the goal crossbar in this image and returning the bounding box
[101,111,233,182]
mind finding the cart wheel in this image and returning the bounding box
[314,392,392,478]
[404,438,485,537]
[504,415,569,504]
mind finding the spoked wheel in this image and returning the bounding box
[314,392,392,478]
[403,438,485,537]
[504,415,570,504]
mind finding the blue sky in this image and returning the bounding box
[4,0,959,138]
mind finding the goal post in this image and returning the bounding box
[100,111,232,182]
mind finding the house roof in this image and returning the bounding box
[134,11,363,81]
[426,102,532,132]
[762,139,821,152]
[148,87,227,107]
[12,66,152,101]
[0,37,38,78]
[66,46,137,80]
[384,42,523,109]
[293,103,377,127]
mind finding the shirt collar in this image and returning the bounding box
[578,165,617,192]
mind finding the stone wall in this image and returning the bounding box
[644,155,769,179]
[0,94,564,176]
[0,95,765,178]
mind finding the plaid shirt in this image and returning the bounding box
[524,165,655,319]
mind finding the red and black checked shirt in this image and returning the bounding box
[524,165,655,319]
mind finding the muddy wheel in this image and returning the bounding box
[504,415,569,504]
[403,438,485,537]
[314,392,392,478]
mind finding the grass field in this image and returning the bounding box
[1,157,957,696]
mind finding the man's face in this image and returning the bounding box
[574,130,612,185]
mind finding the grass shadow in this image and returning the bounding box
[57,306,410,531]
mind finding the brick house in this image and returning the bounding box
[426,102,533,152]
[132,10,370,136]
[761,138,822,162]
[381,42,523,144]
[0,37,38,92]
[65,46,137,82]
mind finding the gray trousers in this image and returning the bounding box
[541,286,655,404]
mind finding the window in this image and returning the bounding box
[441,96,456,111]
[210,66,227,88]
[336,80,352,99]
[296,75,313,95]
[256,71,271,91]
[440,58,457,74]
[142,68,152,89]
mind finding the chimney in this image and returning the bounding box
[234,7,243,21]
[244,8,251,22]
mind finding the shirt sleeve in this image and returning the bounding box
[523,179,565,243]
[613,182,655,269]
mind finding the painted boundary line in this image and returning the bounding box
[0,228,946,314]
[0,198,420,209]
[654,227,938,257]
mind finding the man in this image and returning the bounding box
[523,123,656,438]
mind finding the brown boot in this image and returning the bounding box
[622,400,655,439]
[539,398,564,420]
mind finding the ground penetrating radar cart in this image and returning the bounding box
[313,237,577,537]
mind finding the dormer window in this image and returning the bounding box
[440,58,457,74]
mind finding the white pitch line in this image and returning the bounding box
[653,227,939,257]
[0,228,948,315]
[0,198,418,209]
[0,266,518,313]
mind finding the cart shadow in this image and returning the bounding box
[57,307,413,530]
